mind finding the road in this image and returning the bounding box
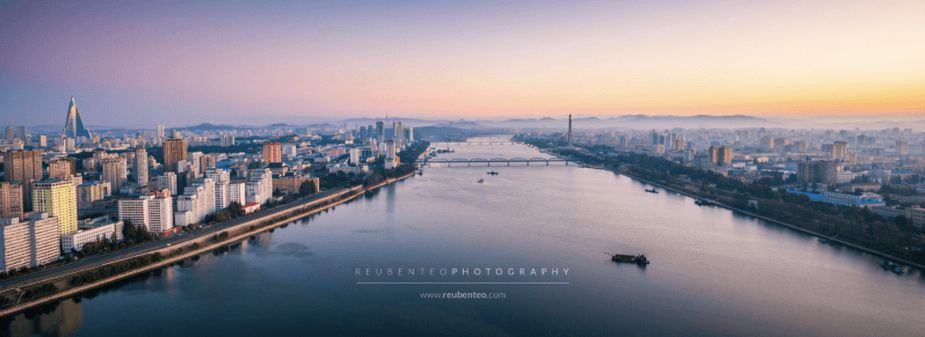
[0,188,348,291]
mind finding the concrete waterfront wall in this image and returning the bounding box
[0,173,415,317]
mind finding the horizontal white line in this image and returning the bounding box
[355,281,569,285]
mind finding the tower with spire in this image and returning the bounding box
[62,96,92,139]
[567,114,573,147]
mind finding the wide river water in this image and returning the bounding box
[5,138,925,336]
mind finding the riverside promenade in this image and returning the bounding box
[535,145,925,272]
[0,172,416,317]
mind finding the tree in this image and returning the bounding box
[227,202,245,217]
[299,180,317,196]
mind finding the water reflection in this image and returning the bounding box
[5,299,81,337]
[5,139,925,336]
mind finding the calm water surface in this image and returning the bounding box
[5,139,925,337]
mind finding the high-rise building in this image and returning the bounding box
[392,121,404,145]
[32,179,77,235]
[37,134,48,147]
[0,214,61,272]
[152,172,177,195]
[376,121,385,144]
[282,144,297,159]
[407,127,414,142]
[228,181,246,206]
[102,157,128,191]
[349,148,362,166]
[26,213,61,268]
[135,148,148,186]
[175,178,216,227]
[188,152,203,177]
[831,141,848,160]
[189,177,216,216]
[246,168,273,205]
[717,147,733,166]
[148,191,173,233]
[48,158,77,180]
[0,183,24,219]
[77,181,111,210]
[220,134,235,147]
[118,196,150,229]
[896,140,909,156]
[117,191,174,233]
[199,154,216,175]
[760,136,775,152]
[263,142,282,163]
[798,160,838,185]
[567,114,573,147]
[156,124,165,141]
[162,138,189,172]
[708,145,718,164]
[4,150,43,183]
[206,169,232,209]
[62,97,92,139]
[0,217,30,272]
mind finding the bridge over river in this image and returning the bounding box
[424,157,569,167]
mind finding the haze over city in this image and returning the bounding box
[4,1,925,336]
[2,0,924,126]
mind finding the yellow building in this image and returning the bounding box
[32,180,77,235]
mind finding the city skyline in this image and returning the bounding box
[2,0,925,126]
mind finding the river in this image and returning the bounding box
[4,138,924,336]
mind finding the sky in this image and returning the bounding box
[1,0,924,127]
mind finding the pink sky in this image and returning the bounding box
[1,1,924,126]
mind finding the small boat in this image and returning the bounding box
[417,170,423,176]
[477,178,485,184]
[486,171,499,176]
[644,188,658,194]
[880,261,904,274]
[606,252,650,266]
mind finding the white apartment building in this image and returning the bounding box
[174,178,216,226]
[77,181,112,210]
[102,157,128,191]
[61,217,125,253]
[0,217,30,271]
[148,194,173,233]
[206,169,232,209]
[118,193,174,233]
[229,182,246,206]
[151,172,177,195]
[0,213,61,272]
[246,168,273,205]
[118,195,150,228]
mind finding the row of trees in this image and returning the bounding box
[67,253,164,287]
[520,136,925,264]
[64,220,158,257]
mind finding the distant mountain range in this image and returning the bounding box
[480,114,771,129]
[21,114,925,134]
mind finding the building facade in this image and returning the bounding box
[0,182,24,219]
[135,147,148,186]
[32,179,77,235]
[102,157,128,191]
[162,138,189,172]
[0,214,61,272]
[263,142,282,163]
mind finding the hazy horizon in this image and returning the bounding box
[2,1,924,126]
